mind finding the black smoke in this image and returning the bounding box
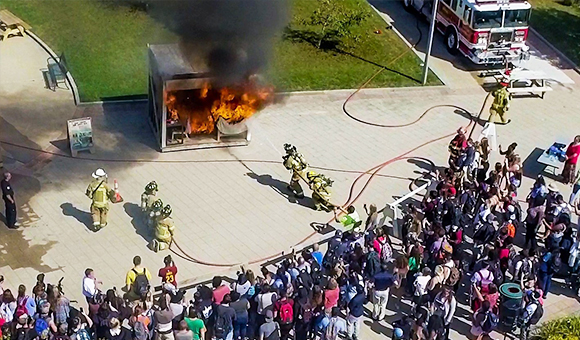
[147,0,289,86]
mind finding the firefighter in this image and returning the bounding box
[85,168,113,230]
[141,181,158,224]
[149,198,164,230]
[489,79,512,125]
[282,143,308,198]
[151,204,175,252]
[307,171,334,212]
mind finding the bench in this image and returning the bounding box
[496,69,553,99]
[0,10,31,40]
[47,54,69,90]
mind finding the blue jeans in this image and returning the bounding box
[538,272,553,297]
[233,317,248,340]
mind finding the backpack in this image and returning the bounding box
[277,300,294,324]
[133,321,149,340]
[365,251,381,278]
[528,303,544,325]
[445,267,461,287]
[380,240,393,263]
[297,300,313,324]
[132,269,150,299]
[213,307,230,338]
[506,223,516,238]
[515,258,532,281]
[490,263,504,287]
[481,311,499,333]
[73,328,91,340]
[16,297,28,317]
[550,252,562,273]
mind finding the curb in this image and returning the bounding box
[78,98,148,106]
[529,27,580,76]
[27,30,81,105]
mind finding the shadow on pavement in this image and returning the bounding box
[124,202,153,244]
[245,172,316,210]
[60,203,94,232]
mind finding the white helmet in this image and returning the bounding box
[92,168,107,178]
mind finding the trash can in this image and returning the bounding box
[499,283,523,332]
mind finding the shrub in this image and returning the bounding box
[532,316,580,340]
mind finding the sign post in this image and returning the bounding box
[67,117,94,157]
[422,0,439,85]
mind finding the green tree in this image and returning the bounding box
[301,0,370,49]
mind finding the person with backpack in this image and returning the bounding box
[70,311,93,340]
[258,310,280,340]
[16,285,36,319]
[125,256,151,302]
[373,230,393,264]
[519,291,544,340]
[213,294,236,340]
[538,249,561,299]
[346,285,364,340]
[363,245,381,280]
[429,288,456,340]
[273,291,293,340]
[470,300,498,340]
[293,287,313,340]
[471,214,496,269]
[513,249,534,287]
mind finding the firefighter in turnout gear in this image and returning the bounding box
[307,171,334,212]
[149,199,164,230]
[85,168,113,230]
[489,79,512,125]
[282,143,308,199]
[152,204,175,252]
[141,181,158,225]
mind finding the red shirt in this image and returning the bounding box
[324,288,340,310]
[213,285,231,304]
[566,143,580,164]
[158,265,178,287]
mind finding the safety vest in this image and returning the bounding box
[92,182,109,208]
[155,217,175,242]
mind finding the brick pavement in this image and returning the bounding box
[1,82,580,339]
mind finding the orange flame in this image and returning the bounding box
[165,79,274,134]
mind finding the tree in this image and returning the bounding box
[301,0,370,49]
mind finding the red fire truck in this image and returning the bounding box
[403,0,532,64]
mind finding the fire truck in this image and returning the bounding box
[403,0,532,64]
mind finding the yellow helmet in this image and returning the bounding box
[307,171,317,180]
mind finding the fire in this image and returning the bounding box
[165,79,274,134]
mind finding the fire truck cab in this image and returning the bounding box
[403,0,531,64]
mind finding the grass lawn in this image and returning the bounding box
[530,0,580,65]
[1,0,438,102]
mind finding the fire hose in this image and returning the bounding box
[168,91,491,268]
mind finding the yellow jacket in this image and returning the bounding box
[86,179,111,208]
[155,217,175,242]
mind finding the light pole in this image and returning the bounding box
[422,0,439,85]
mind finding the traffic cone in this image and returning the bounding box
[112,179,124,203]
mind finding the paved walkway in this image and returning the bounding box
[0,32,75,166]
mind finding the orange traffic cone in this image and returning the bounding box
[112,179,124,203]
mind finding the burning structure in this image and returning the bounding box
[148,44,274,151]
